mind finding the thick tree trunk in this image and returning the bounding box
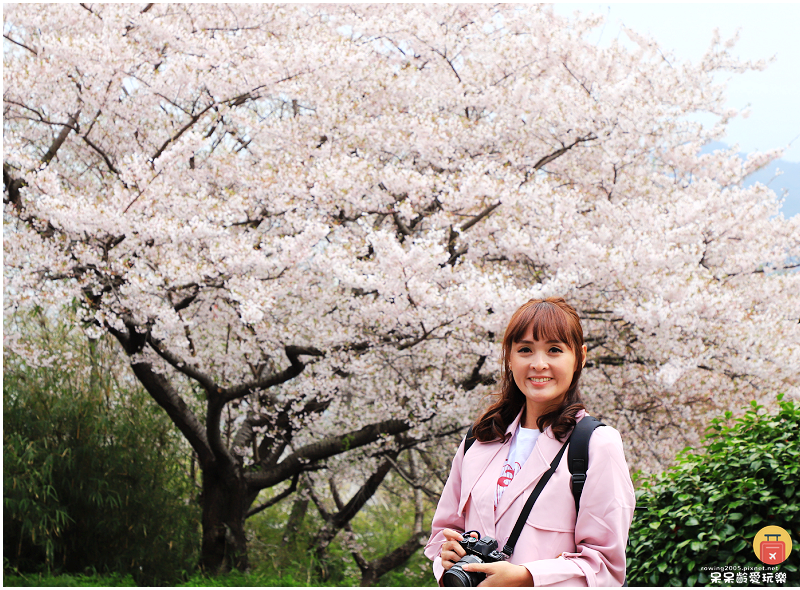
[199,463,250,573]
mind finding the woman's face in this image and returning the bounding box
[509,322,586,421]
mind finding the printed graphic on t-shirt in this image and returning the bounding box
[496,460,522,507]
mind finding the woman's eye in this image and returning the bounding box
[518,346,531,353]
[549,347,563,353]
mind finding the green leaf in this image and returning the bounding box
[690,541,705,552]
[685,517,700,526]
[727,512,743,521]
[744,513,762,526]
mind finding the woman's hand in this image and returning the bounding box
[439,528,477,572]
[462,561,534,586]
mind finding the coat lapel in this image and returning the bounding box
[458,410,524,538]
[493,410,585,523]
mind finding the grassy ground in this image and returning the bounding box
[3,570,306,587]
[3,571,137,587]
[3,556,437,587]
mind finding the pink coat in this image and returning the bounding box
[424,410,635,587]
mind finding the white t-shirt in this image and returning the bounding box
[495,424,541,508]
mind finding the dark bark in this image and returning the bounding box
[360,450,427,585]
[129,360,214,466]
[245,418,411,490]
[3,164,26,208]
[312,453,398,556]
[325,450,428,586]
[357,532,427,586]
[199,463,249,574]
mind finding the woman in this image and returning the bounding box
[425,297,635,587]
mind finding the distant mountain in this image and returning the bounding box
[701,141,800,219]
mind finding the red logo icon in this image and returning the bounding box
[753,526,792,565]
[760,534,786,565]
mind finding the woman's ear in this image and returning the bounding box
[581,344,587,368]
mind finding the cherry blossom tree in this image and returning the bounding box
[5,3,799,573]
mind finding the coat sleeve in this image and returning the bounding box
[523,426,635,587]
[424,437,467,585]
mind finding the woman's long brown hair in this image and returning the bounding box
[472,297,586,443]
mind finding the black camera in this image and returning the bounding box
[442,531,507,587]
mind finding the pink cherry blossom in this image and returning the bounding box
[4,4,798,571]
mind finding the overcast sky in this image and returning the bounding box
[552,3,800,162]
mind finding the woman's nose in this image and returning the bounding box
[530,354,548,370]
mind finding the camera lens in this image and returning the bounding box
[443,555,485,587]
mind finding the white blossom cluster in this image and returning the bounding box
[4,4,799,480]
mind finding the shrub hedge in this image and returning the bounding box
[627,395,800,586]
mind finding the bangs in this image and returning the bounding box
[507,301,575,349]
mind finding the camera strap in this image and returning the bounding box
[500,432,573,558]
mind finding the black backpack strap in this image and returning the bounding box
[463,424,476,455]
[568,416,605,514]
[501,433,572,558]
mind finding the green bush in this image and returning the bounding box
[3,314,200,586]
[627,395,800,586]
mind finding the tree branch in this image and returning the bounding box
[3,164,27,209]
[245,418,412,490]
[42,111,80,166]
[443,201,502,267]
[432,48,463,84]
[128,359,213,466]
[351,451,427,585]
[79,3,103,20]
[313,454,398,555]
[221,345,323,402]
[562,61,593,98]
[329,455,396,530]
[3,33,38,55]
[460,354,495,391]
[392,211,412,237]
[81,134,121,176]
[171,286,200,312]
[151,102,217,163]
[245,473,299,518]
[146,335,220,394]
[107,322,213,466]
[530,132,597,173]
[460,201,501,233]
